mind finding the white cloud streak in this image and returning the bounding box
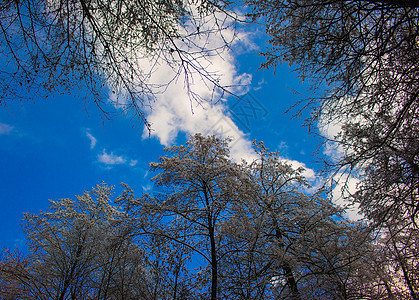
[125,12,256,162]
[85,131,97,149]
[97,149,138,168]
[98,150,126,165]
[0,123,14,135]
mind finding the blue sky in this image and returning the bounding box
[0,21,325,251]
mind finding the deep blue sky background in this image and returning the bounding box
[0,40,321,251]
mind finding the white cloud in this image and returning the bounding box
[330,173,363,221]
[97,149,139,169]
[105,8,321,183]
[85,131,97,149]
[280,158,316,180]
[98,150,126,165]
[123,13,256,162]
[254,78,266,91]
[0,123,14,135]
[318,117,345,162]
[142,184,152,192]
[146,92,257,162]
[278,157,324,195]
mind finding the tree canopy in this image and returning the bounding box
[2,135,418,299]
[243,4,418,296]
[247,0,419,229]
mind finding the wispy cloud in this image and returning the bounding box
[129,160,137,167]
[85,131,97,149]
[0,122,14,135]
[98,150,127,165]
[97,149,139,169]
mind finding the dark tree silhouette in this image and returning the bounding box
[0,0,237,130]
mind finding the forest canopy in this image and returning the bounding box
[1,135,418,299]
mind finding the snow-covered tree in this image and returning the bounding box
[0,183,152,299]
[133,134,246,300]
[2,135,407,299]
[222,141,372,299]
[247,0,419,230]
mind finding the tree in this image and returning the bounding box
[376,219,419,299]
[1,136,401,299]
[118,183,200,300]
[0,183,154,299]
[222,141,373,300]
[247,0,419,228]
[0,0,236,130]
[244,3,418,298]
[128,135,394,300]
[0,250,37,300]
[128,134,246,300]
[132,135,382,299]
[344,218,419,300]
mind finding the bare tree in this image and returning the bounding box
[0,0,237,130]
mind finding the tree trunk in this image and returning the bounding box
[275,227,300,300]
[204,183,218,300]
[209,223,218,300]
[283,264,300,300]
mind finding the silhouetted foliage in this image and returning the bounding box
[0,0,236,130]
